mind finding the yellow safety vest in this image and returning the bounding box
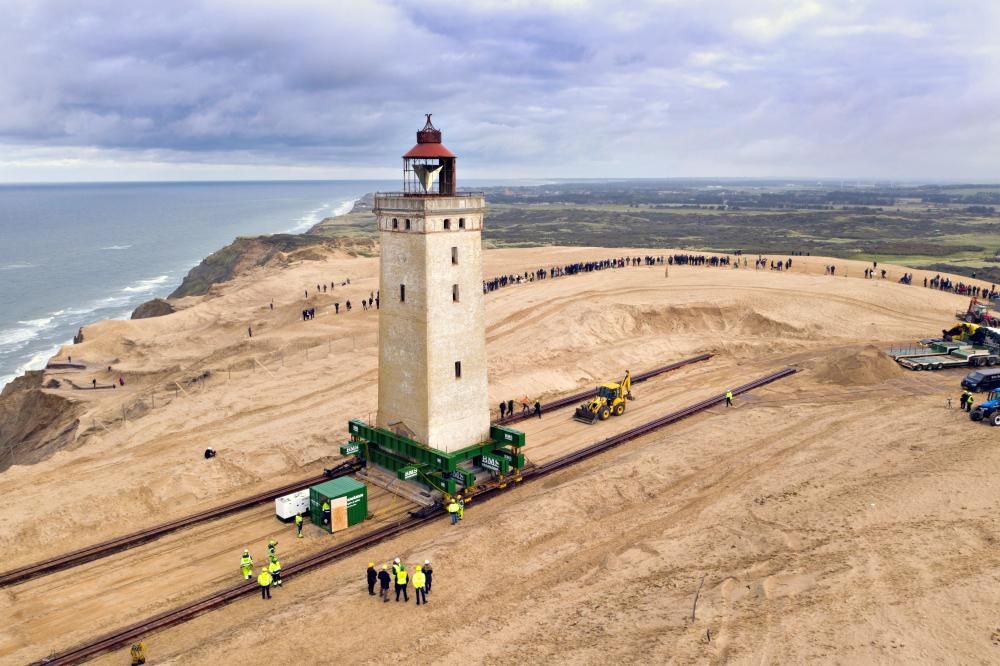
[268,560,281,573]
[240,555,253,567]
[412,571,426,589]
[447,502,459,513]
[295,514,303,525]
[258,571,273,586]
[397,569,408,585]
[322,501,330,511]
[725,392,733,399]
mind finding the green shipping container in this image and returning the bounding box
[309,477,368,533]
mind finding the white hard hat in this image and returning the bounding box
[394,557,400,563]
[424,559,430,564]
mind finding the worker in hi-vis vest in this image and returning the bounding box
[725,390,734,407]
[395,564,409,602]
[240,548,254,579]
[295,512,304,538]
[413,565,427,606]
[268,556,282,587]
[447,498,460,525]
[257,567,273,600]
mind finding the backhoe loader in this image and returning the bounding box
[573,370,634,424]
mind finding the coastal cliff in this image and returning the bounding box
[0,371,81,472]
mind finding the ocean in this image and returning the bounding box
[0,180,396,388]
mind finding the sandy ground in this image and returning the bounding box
[2,246,999,664]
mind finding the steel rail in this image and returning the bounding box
[5,355,710,589]
[33,367,795,666]
[496,352,713,425]
[0,460,362,588]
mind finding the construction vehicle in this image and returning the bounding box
[970,390,1000,425]
[573,370,634,424]
[957,298,1000,327]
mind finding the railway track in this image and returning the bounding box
[496,352,712,425]
[2,353,710,590]
[0,460,362,588]
[33,366,795,666]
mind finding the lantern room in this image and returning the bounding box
[402,114,456,196]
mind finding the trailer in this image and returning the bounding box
[889,340,1000,371]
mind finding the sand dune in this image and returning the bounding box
[1,246,998,665]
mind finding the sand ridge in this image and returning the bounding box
[0,246,997,664]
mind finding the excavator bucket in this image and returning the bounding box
[573,404,598,424]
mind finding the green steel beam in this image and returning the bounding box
[490,424,526,448]
[475,453,510,474]
[494,447,526,469]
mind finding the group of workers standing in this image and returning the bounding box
[367,558,434,605]
[240,540,283,600]
[960,390,976,412]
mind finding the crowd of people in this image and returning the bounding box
[483,255,666,293]
[925,274,997,299]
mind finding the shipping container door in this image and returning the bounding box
[331,496,349,531]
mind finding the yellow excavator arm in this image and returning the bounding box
[620,370,632,399]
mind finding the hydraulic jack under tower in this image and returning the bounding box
[341,420,526,496]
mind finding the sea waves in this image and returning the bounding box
[283,197,357,234]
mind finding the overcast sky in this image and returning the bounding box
[0,0,997,182]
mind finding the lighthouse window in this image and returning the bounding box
[392,218,398,229]
[451,247,458,264]
[458,218,466,229]
[453,284,460,302]
[454,361,462,378]
[400,284,405,302]
[405,219,411,230]
[443,219,451,230]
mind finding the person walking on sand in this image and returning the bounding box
[248,325,253,338]
[725,390,733,407]
[507,399,514,417]
[966,392,975,413]
[295,512,304,538]
[447,497,460,525]
[367,562,378,596]
[92,378,97,389]
[258,567,273,599]
[533,400,541,419]
[499,401,506,419]
[378,564,391,601]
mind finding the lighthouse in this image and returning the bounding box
[373,115,490,453]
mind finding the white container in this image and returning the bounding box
[275,489,310,520]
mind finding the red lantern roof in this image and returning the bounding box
[403,142,456,159]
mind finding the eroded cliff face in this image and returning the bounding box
[0,372,81,471]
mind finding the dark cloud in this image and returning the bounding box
[0,0,997,180]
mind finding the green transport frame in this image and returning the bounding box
[340,419,526,495]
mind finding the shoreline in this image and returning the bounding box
[0,193,365,390]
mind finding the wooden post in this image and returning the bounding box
[690,575,706,623]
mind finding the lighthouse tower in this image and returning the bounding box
[374,115,490,453]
